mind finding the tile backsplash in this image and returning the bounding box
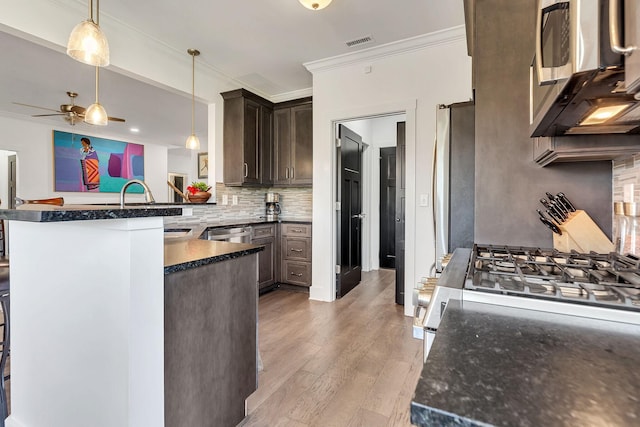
[166,182,312,225]
[613,155,640,202]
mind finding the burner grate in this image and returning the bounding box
[468,244,640,311]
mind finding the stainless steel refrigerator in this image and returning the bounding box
[433,101,475,271]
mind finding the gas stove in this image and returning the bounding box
[469,244,640,311]
[420,244,640,360]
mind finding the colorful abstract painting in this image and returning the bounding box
[53,130,145,193]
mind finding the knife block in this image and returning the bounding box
[552,210,614,254]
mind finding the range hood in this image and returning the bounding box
[530,66,640,137]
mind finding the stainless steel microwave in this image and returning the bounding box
[530,0,640,136]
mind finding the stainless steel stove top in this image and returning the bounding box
[468,244,640,312]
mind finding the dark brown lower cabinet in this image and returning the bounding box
[251,224,277,290]
[279,223,312,287]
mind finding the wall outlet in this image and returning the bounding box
[419,193,430,207]
[221,194,228,205]
[232,195,238,205]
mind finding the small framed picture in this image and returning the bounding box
[198,152,208,179]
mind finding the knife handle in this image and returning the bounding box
[557,192,576,212]
[539,216,562,235]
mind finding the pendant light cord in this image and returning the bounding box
[95,66,100,103]
[191,52,195,135]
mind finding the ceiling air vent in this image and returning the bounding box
[345,35,373,48]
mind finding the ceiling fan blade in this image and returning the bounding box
[32,113,66,117]
[13,102,60,113]
[107,116,126,123]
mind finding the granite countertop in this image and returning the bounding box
[0,204,183,222]
[164,239,263,274]
[411,300,640,427]
[164,217,312,241]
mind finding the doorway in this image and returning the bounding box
[0,151,17,209]
[334,114,406,301]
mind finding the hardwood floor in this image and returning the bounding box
[241,269,423,427]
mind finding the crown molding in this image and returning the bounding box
[304,25,466,73]
[270,87,313,103]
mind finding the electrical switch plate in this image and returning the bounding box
[221,194,228,205]
[419,194,430,207]
[232,195,238,205]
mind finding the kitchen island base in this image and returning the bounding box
[165,253,258,427]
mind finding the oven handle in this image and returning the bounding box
[609,0,636,56]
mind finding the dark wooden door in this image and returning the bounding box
[8,155,16,209]
[337,125,363,298]
[395,122,406,305]
[379,147,396,269]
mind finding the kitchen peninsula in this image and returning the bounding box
[0,204,261,427]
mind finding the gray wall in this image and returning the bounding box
[474,0,612,247]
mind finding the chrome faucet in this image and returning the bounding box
[120,179,156,208]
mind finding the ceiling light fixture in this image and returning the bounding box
[84,66,108,126]
[299,0,332,10]
[185,48,201,150]
[67,0,110,67]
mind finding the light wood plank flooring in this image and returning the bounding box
[241,269,422,427]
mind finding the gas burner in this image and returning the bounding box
[467,244,640,311]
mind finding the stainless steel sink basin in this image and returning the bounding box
[164,228,192,238]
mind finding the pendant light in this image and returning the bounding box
[185,48,201,150]
[84,66,108,126]
[298,0,332,10]
[67,0,110,67]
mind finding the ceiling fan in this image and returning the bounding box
[13,91,125,125]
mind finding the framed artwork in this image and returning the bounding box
[198,152,208,179]
[53,130,144,193]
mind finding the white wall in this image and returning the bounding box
[307,27,472,315]
[0,115,170,204]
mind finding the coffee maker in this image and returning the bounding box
[265,192,281,220]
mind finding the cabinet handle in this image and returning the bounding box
[285,167,289,179]
[290,272,303,277]
[290,248,303,253]
[291,228,303,233]
[291,167,294,179]
[244,163,248,178]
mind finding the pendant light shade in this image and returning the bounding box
[185,134,200,150]
[84,67,108,126]
[67,0,110,67]
[185,48,201,150]
[298,0,332,10]
[85,102,108,126]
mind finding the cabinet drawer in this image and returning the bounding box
[282,237,311,261]
[281,223,311,237]
[281,261,311,287]
[252,224,276,239]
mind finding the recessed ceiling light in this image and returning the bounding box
[130,127,140,133]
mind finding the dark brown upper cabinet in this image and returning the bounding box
[221,89,273,186]
[273,98,313,186]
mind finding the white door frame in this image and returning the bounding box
[320,99,417,316]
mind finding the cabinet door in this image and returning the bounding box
[253,237,275,289]
[291,104,313,185]
[243,99,260,184]
[273,108,292,185]
[260,105,274,185]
